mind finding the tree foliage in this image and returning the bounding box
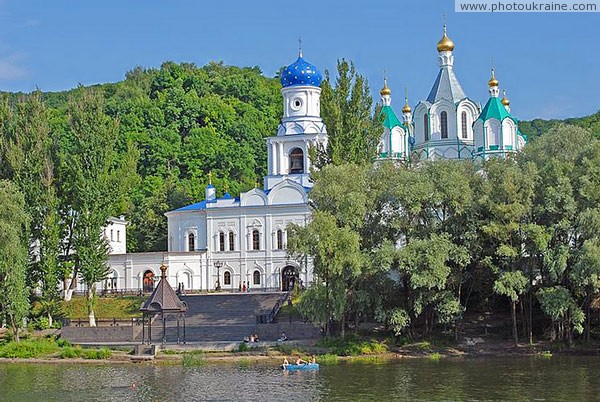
[0,180,29,341]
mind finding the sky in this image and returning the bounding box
[0,0,597,120]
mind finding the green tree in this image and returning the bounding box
[2,92,62,326]
[0,180,29,341]
[59,88,138,326]
[478,158,535,345]
[313,59,382,167]
[288,211,362,337]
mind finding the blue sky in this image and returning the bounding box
[0,0,596,120]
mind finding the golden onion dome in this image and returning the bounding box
[488,68,499,87]
[501,90,510,106]
[402,89,411,113]
[380,77,391,96]
[437,24,455,52]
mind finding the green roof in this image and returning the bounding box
[477,96,516,123]
[379,105,402,129]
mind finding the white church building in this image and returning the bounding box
[102,50,326,293]
[95,26,528,294]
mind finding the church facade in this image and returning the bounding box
[377,25,527,162]
[103,50,326,293]
[97,26,527,294]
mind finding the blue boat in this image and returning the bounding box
[281,363,320,371]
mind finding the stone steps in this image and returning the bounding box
[142,293,321,343]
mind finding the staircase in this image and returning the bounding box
[158,293,283,342]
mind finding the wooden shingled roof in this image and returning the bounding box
[140,264,187,314]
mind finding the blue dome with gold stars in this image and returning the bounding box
[280,53,322,88]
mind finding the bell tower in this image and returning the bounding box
[264,48,327,191]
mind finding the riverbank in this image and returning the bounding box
[1,339,596,366]
[2,327,598,365]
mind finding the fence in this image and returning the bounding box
[69,286,286,298]
[62,317,142,327]
[256,291,290,324]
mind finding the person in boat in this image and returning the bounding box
[310,355,316,364]
[295,356,307,365]
[283,357,289,367]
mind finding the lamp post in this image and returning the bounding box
[214,260,223,291]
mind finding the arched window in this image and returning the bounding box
[276,229,283,250]
[253,270,261,285]
[224,271,231,285]
[188,233,195,252]
[219,232,225,252]
[252,229,260,250]
[424,114,429,141]
[440,111,448,139]
[229,231,235,251]
[461,111,468,139]
[289,148,304,174]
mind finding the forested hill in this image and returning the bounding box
[14,61,283,252]
[520,110,600,139]
[3,60,598,254]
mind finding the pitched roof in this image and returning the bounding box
[426,67,467,104]
[379,105,402,129]
[478,96,516,123]
[140,265,187,313]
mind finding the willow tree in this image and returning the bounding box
[288,211,362,337]
[0,180,29,341]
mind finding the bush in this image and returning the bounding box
[0,338,60,358]
[182,352,206,367]
[238,342,249,352]
[316,354,339,366]
[317,336,388,356]
[58,346,84,359]
[83,348,112,359]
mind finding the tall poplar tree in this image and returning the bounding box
[3,92,62,326]
[312,59,382,167]
[59,87,138,326]
[0,180,29,341]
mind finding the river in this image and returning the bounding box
[0,356,598,401]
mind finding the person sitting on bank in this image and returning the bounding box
[253,333,259,342]
[249,333,255,342]
[295,356,307,365]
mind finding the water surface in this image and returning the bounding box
[0,356,598,401]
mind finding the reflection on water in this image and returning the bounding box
[0,356,599,401]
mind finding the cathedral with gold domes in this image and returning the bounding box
[377,25,527,162]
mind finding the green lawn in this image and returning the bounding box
[61,296,145,320]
